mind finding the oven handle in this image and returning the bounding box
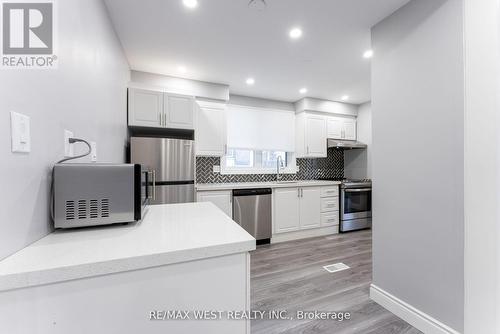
[344,188,371,193]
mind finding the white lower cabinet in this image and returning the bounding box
[197,185,339,240]
[321,212,339,226]
[196,190,233,218]
[299,187,321,229]
[274,186,324,233]
[274,188,301,233]
[320,188,339,229]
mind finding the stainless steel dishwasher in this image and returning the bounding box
[232,188,272,245]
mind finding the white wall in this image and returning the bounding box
[295,97,358,116]
[371,0,464,332]
[229,94,295,112]
[463,0,500,332]
[0,0,130,260]
[344,102,372,179]
[130,71,229,101]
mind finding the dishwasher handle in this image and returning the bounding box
[233,188,272,196]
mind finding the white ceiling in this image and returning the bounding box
[105,0,409,104]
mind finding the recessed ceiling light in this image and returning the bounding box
[177,65,187,73]
[182,0,198,9]
[246,78,255,85]
[299,88,308,94]
[363,49,374,59]
[248,0,267,11]
[289,27,303,39]
[341,95,350,101]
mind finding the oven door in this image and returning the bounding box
[341,188,372,220]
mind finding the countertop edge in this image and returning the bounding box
[0,239,256,293]
[195,180,341,191]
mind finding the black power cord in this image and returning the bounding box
[50,138,92,222]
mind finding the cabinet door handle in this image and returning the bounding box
[307,146,309,154]
[297,188,300,198]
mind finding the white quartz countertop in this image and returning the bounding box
[195,180,341,191]
[0,203,255,292]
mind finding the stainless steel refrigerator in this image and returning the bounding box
[130,137,195,204]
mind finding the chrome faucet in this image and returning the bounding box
[276,156,284,182]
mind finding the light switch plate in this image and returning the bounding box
[64,130,74,157]
[90,141,97,162]
[213,165,221,173]
[10,111,31,153]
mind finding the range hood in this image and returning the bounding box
[327,139,367,150]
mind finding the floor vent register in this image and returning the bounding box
[323,263,350,273]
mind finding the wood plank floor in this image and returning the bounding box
[250,230,422,334]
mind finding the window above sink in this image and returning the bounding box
[221,148,297,175]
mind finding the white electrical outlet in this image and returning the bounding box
[64,130,74,157]
[213,165,221,173]
[90,141,97,162]
[10,111,31,153]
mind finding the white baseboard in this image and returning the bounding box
[271,225,338,243]
[370,284,461,334]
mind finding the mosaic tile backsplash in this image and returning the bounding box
[196,148,344,184]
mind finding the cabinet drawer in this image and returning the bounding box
[321,197,339,212]
[321,212,339,226]
[321,186,339,198]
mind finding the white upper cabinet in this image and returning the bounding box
[296,113,327,158]
[128,88,163,127]
[128,88,194,130]
[306,116,327,156]
[342,118,357,140]
[164,94,194,129]
[195,101,227,157]
[327,116,357,141]
[327,118,342,139]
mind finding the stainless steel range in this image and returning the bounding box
[340,179,372,232]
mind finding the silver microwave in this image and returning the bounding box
[53,163,154,229]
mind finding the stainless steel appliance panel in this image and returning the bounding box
[53,163,147,229]
[233,189,272,242]
[152,184,195,204]
[341,188,372,221]
[341,218,372,232]
[339,179,372,233]
[130,137,194,182]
